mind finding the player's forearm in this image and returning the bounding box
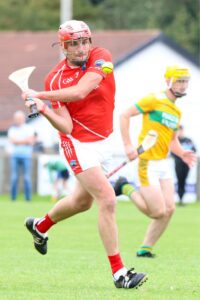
[170,138,184,158]
[37,73,102,102]
[37,85,90,102]
[24,72,102,103]
[42,106,73,134]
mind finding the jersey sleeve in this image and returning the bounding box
[86,47,113,78]
[135,93,157,113]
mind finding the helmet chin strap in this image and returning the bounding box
[170,88,186,98]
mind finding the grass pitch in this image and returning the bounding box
[0,195,199,300]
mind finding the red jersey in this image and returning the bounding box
[45,47,115,142]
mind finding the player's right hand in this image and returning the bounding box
[25,97,46,113]
[181,150,197,168]
[124,144,138,161]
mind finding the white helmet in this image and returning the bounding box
[58,20,91,42]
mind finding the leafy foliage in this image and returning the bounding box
[0,0,60,30]
[0,0,199,57]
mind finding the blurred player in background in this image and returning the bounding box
[172,125,196,205]
[22,20,147,289]
[7,110,34,201]
[114,65,196,257]
[44,159,70,202]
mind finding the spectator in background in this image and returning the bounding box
[44,159,70,202]
[172,125,196,205]
[7,110,34,201]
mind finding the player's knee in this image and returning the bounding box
[165,205,176,218]
[151,205,175,219]
[99,192,116,214]
[150,208,166,219]
[94,184,116,214]
[76,199,93,212]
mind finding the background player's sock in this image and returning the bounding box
[137,245,153,255]
[122,184,135,198]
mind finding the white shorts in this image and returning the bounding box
[136,158,173,187]
[60,134,114,175]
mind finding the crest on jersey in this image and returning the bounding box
[69,160,77,167]
[94,59,105,67]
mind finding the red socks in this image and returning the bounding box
[36,214,55,233]
[108,253,124,274]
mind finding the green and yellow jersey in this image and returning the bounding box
[135,91,181,160]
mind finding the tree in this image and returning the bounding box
[0,0,199,58]
[89,0,105,5]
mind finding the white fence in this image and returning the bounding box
[37,154,198,203]
[0,152,199,203]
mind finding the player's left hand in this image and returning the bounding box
[22,89,39,101]
[181,150,197,168]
